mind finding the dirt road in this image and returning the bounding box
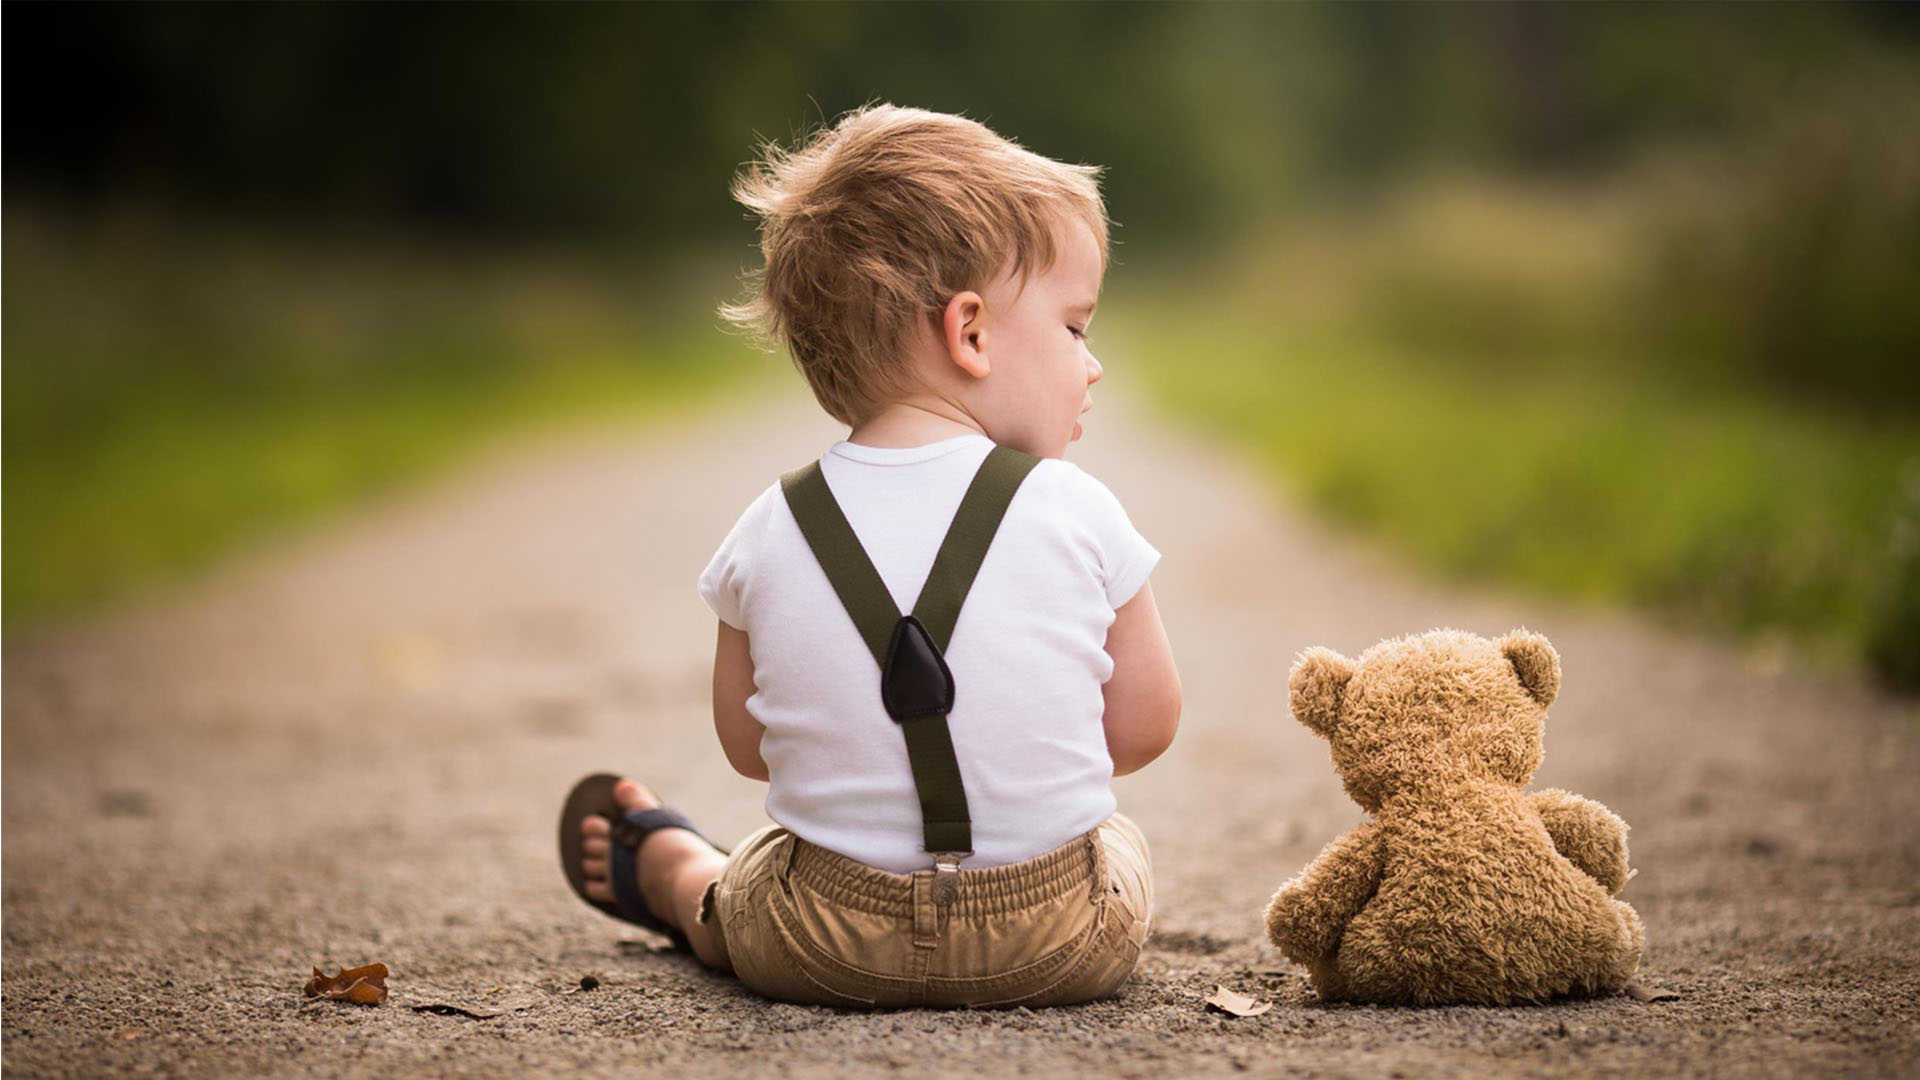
[5,377,1917,1078]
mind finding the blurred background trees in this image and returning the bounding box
[5,2,1916,688]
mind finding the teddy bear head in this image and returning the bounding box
[1287,628,1561,812]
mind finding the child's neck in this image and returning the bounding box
[847,399,987,449]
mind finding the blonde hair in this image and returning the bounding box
[719,103,1111,426]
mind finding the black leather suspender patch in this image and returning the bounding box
[881,614,956,722]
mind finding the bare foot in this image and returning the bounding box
[578,778,729,966]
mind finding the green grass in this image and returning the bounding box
[1112,292,1920,682]
[10,195,1917,693]
[1105,167,1920,690]
[4,214,765,629]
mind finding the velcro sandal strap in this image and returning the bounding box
[608,807,701,940]
[610,806,697,849]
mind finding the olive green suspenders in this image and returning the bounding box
[779,444,1041,873]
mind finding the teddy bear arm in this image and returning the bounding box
[1531,788,1630,893]
[1264,823,1385,965]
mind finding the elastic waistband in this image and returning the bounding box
[786,827,1104,918]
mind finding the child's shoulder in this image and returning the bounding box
[1027,458,1158,607]
[1024,456,1139,523]
[1029,454,1116,491]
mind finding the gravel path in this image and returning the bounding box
[5,378,1917,1078]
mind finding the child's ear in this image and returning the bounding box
[942,291,990,379]
[1289,646,1357,739]
[1499,628,1561,706]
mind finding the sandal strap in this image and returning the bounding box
[607,806,708,948]
[610,806,698,850]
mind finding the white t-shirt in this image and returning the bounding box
[697,432,1160,873]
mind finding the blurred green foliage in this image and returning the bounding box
[13,4,1914,246]
[1129,305,1916,668]
[5,2,1918,688]
[1116,158,1919,689]
[3,214,761,627]
[1631,64,1920,411]
[1868,472,1920,692]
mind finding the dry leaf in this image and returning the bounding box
[304,963,389,1005]
[1203,986,1273,1018]
[1626,982,1680,1003]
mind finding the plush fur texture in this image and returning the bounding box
[1265,628,1645,1005]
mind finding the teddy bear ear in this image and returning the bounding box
[1289,646,1357,739]
[1499,628,1561,706]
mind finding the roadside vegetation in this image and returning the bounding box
[6,5,1913,693]
[1120,94,1919,692]
[3,213,762,629]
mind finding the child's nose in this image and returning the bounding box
[1087,353,1104,385]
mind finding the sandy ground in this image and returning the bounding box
[5,377,1918,1079]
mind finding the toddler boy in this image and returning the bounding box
[560,103,1181,1007]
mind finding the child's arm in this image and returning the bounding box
[713,620,769,781]
[1101,581,1181,777]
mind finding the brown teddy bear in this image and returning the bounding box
[1265,628,1645,1005]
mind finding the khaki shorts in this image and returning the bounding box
[697,813,1153,1008]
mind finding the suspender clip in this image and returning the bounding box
[930,852,968,907]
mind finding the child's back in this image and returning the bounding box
[700,432,1159,873]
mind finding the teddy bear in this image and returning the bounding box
[1264,627,1644,1005]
